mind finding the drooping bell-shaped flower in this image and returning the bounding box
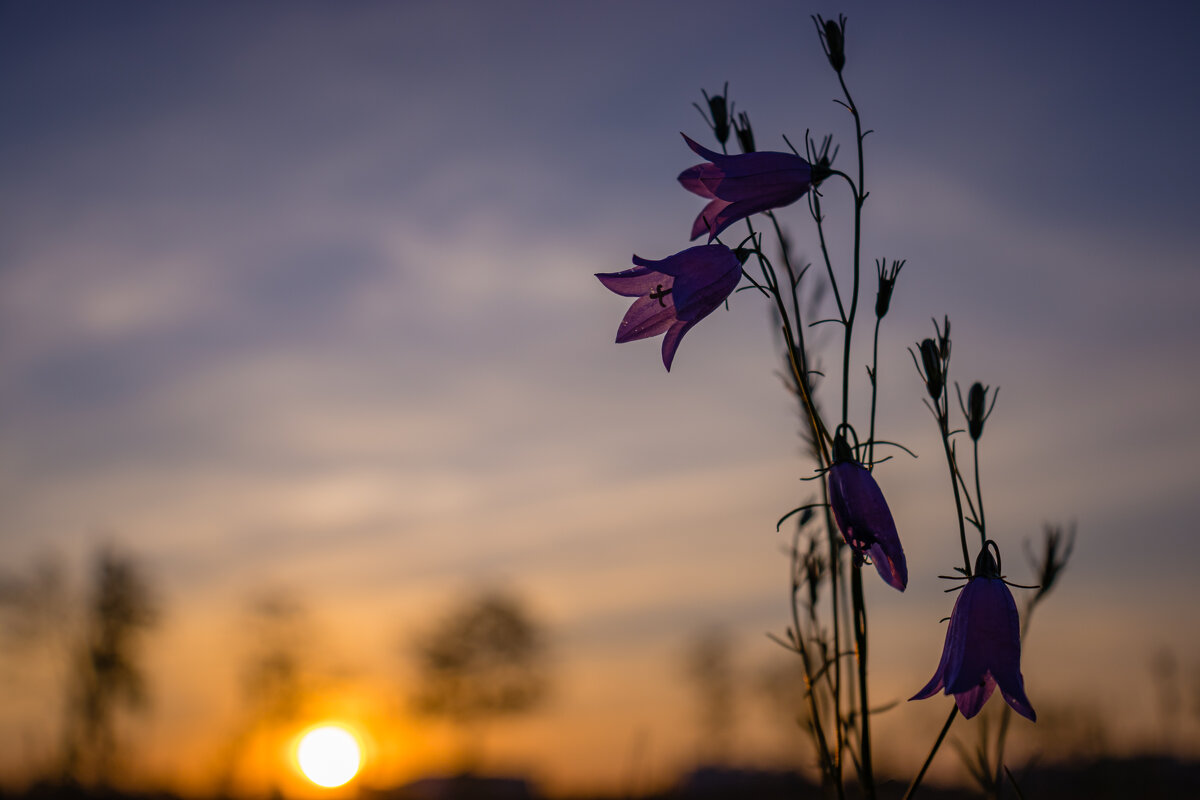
[827,447,907,591]
[677,134,817,241]
[911,545,1036,721]
[596,243,743,371]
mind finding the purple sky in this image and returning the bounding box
[2,0,1199,793]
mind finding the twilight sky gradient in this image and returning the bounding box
[2,0,1200,794]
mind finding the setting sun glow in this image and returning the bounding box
[296,725,362,788]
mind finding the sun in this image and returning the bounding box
[296,724,362,788]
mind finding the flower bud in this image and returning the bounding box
[966,382,989,440]
[817,15,846,73]
[733,111,755,153]
[875,283,894,319]
[1029,523,1075,603]
[919,338,943,400]
[701,84,730,145]
[874,258,904,319]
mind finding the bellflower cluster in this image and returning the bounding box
[597,131,824,366]
[594,17,1059,799]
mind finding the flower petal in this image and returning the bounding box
[910,649,948,700]
[954,674,997,719]
[670,246,742,321]
[681,132,726,165]
[912,584,971,702]
[713,186,809,225]
[911,602,965,701]
[998,679,1037,722]
[689,198,734,241]
[596,265,671,298]
[712,152,812,191]
[678,162,722,199]
[867,541,907,592]
[660,319,696,371]
[940,581,976,693]
[615,294,676,343]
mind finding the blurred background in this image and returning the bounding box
[2,1,1199,797]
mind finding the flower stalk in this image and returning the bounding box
[595,14,1062,800]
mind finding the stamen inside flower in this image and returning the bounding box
[649,284,673,307]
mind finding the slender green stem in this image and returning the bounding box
[782,322,840,796]
[951,452,980,531]
[738,268,771,298]
[783,332,832,466]
[820,486,845,797]
[768,209,836,468]
[810,192,847,323]
[744,219,783,300]
[826,168,858,194]
[766,211,809,368]
[903,705,958,800]
[940,413,972,574]
[745,215,831,468]
[837,72,866,433]
[758,207,839,794]
[837,72,866,218]
[973,439,987,546]
[787,528,838,789]
[777,373,840,798]
[867,316,882,467]
[850,563,874,799]
[840,318,853,431]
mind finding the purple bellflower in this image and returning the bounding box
[596,243,742,371]
[678,134,816,241]
[827,456,907,591]
[911,545,1036,722]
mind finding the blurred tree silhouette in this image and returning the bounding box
[61,547,158,786]
[0,546,157,787]
[240,590,308,728]
[0,555,71,650]
[409,590,548,767]
[683,627,736,764]
[214,589,312,798]
[1151,647,1182,754]
[754,655,812,766]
